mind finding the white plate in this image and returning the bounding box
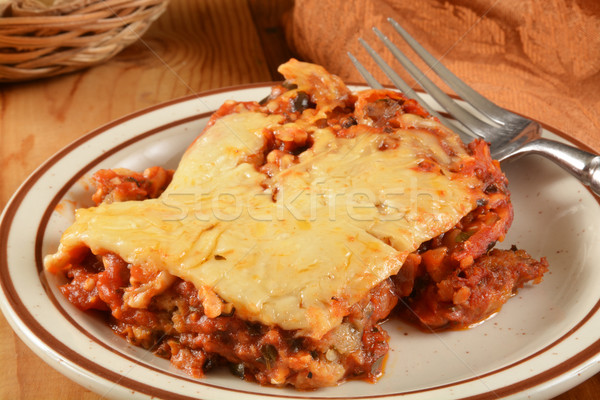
[1,84,599,400]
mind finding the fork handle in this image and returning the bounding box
[515,138,600,196]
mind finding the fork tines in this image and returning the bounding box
[348,18,518,143]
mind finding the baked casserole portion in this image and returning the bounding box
[45,59,547,389]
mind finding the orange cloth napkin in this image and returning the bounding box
[286,0,600,153]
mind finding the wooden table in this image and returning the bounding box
[0,0,597,398]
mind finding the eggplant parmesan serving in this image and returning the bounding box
[44,59,548,389]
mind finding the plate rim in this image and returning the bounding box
[1,83,599,400]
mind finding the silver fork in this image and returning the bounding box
[348,18,600,196]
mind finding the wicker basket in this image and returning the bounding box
[0,0,169,81]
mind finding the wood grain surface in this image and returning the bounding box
[0,0,597,398]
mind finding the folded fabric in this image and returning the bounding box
[286,0,600,153]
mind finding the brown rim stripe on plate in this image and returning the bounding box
[35,106,600,397]
[0,128,213,398]
[459,339,600,400]
[0,82,277,400]
[1,84,599,399]
[9,89,600,399]
[36,114,218,382]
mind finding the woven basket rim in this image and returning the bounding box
[0,0,169,82]
[0,0,167,25]
[0,11,114,26]
[75,0,165,14]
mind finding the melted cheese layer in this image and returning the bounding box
[45,91,483,339]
